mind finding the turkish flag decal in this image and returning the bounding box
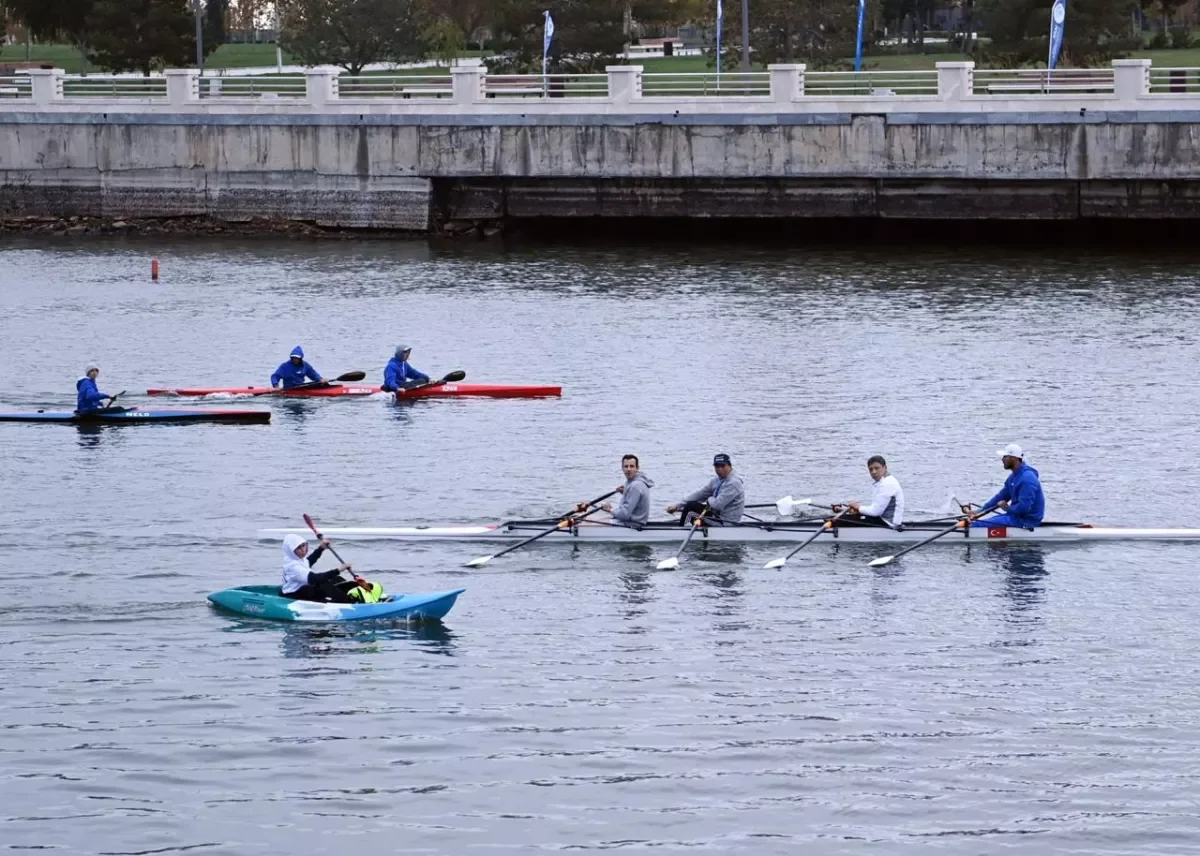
[987,526,1008,538]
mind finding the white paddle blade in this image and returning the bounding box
[867,555,895,568]
[774,495,795,516]
[656,557,680,571]
[465,555,493,568]
[763,557,786,569]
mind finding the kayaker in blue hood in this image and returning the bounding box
[381,345,430,391]
[280,533,384,603]
[271,347,323,389]
[970,443,1045,529]
[601,454,654,527]
[75,363,118,414]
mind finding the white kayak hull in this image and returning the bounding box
[258,520,1200,545]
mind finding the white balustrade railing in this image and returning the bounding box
[1149,66,1200,93]
[1,60,1192,112]
[338,74,453,99]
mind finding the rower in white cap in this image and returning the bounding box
[75,363,119,414]
[968,443,1045,530]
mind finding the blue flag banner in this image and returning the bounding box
[1048,0,1067,71]
[716,0,723,80]
[854,0,867,73]
[543,10,555,85]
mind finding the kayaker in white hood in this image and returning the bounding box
[281,533,360,602]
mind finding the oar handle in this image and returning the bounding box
[571,489,620,516]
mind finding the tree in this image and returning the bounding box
[83,0,207,75]
[489,0,677,73]
[709,0,863,67]
[5,0,94,45]
[277,0,431,75]
[206,0,226,46]
[977,0,1135,65]
[426,0,491,43]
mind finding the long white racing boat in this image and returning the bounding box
[259,518,1200,545]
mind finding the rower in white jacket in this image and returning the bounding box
[840,455,904,528]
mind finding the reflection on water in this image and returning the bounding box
[995,545,1049,620]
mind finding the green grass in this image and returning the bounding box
[5,41,1200,77]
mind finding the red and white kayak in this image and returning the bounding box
[147,382,562,399]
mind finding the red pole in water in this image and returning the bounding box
[151,259,159,281]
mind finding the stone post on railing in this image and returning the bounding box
[27,68,64,105]
[164,69,199,105]
[452,59,485,105]
[768,64,804,103]
[936,61,974,101]
[305,68,339,107]
[607,65,643,104]
[1112,58,1151,101]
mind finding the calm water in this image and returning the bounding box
[3,236,1200,854]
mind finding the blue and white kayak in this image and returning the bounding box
[0,408,270,425]
[207,585,465,622]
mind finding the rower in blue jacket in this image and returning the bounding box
[381,345,429,391]
[271,346,323,389]
[970,443,1045,529]
[75,363,117,414]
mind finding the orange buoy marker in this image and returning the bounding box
[151,258,159,281]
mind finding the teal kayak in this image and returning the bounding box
[207,585,465,623]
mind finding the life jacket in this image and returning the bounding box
[346,581,384,604]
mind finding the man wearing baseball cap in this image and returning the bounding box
[969,443,1044,529]
[667,453,745,525]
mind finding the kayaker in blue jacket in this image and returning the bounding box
[970,443,1045,529]
[271,346,323,389]
[75,364,118,414]
[381,345,430,391]
[280,534,384,603]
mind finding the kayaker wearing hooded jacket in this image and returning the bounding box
[970,443,1045,529]
[270,346,323,389]
[667,453,745,525]
[279,534,385,603]
[75,364,117,414]
[600,454,654,527]
[381,345,430,391]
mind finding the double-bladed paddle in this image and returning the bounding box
[396,370,467,396]
[101,390,128,412]
[256,371,367,396]
[464,489,619,568]
[656,508,710,571]
[303,513,368,587]
[762,507,851,569]
[867,505,999,568]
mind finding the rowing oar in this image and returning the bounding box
[656,508,710,571]
[396,370,466,396]
[303,513,368,587]
[255,371,366,396]
[464,489,618,568]
[762,508,851,569]
[867,505,999,568]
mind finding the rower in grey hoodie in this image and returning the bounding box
[602,455,654,527]
[668,453,746,524]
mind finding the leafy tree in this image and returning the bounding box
[977,0,1135,66]
[83,0,206,75]
[426,0,492,43]
[277,0,431,75]
[206,0,226,46]
[5,0,94,45]
[708,0,863,67]
[488,0,678,73]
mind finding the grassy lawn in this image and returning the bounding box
[5,41,1200,76]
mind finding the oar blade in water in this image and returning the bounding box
[656,557,680,571]
[868,555,896,568]
[763,557,787,569]
[464,555,493,568]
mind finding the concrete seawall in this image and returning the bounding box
[2,62,1200,233]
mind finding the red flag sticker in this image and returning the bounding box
[987,526,1008,538]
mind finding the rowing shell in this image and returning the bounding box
[147,383,562,399]
[258,519,1200,544]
